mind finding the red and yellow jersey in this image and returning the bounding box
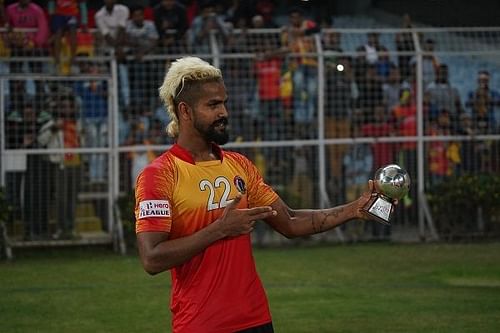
[54,0,79,17]
[135,143,279,333]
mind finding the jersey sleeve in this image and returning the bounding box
[243,156,279,208]
[135,157,175,234]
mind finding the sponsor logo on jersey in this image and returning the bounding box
[234,176,246,194]
[139,200,171,219]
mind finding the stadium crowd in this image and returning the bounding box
[2,0,500,240]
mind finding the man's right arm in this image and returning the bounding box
[136,194,277,275]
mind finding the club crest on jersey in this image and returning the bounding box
[234,176,246,194]
[139,200,171,219]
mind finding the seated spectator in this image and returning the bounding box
[94,0,129,59]
[48,0,88,73]
[188,0,230,54]
[465,70,500,134]
[153,0,188,54]
[125,5,159,108]
[425,64,464,131]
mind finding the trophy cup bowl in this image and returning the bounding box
[374,164,411,200]
[364,164,411,225]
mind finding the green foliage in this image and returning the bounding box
[427,174,500,237]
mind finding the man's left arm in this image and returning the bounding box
[264,181,376,238]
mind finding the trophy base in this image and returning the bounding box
[363,196,394,225]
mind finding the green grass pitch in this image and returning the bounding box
[1,242,500,332]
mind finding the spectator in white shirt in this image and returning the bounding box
[94,0,129,60]
[126,4,159,108]
[95,0,130,107]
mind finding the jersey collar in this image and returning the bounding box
[169,143,224,164]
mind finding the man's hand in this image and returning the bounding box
[355,180,399,221]
[216,194,277,237]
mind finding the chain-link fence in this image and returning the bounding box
[2,27,500,257]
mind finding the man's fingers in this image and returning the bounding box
[247,206,274,216]
[246,207,277,220]
[227,193,243,209]
[368,179,374,192]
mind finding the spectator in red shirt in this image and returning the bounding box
[47,0,88,72]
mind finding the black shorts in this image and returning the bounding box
[51,15,78,32]
[235,322,274,333]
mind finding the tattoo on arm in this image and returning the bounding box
[311,207,344,233]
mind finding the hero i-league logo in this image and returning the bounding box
[139,200,171,219]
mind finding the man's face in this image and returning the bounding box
[289,12,302,27]
[104,0,115,8]
[191,81,229,145]
[478,73,489,89]
[132,10,144,26]
[162,0,175,9]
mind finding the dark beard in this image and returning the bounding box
[196,117,229,145]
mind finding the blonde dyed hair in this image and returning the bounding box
[158,57,223,138]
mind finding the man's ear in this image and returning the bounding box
[177,102,192,121]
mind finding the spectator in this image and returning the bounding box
[362,104,396,172]
[5,0,49,54]
[5,0,49,96]
[255,0,276,28]
[280,7,320,138]
[254,36,285,141]
[49,92,83,240]
[465,70,500,134]
[361,105,394,239]
[457,113,479,174]
[395,14,415,81]
[94,0,130,106]
[354,32,389,82]
[382,63,402,116]
[47,0,88,73]
[153,0,188,53]
[21,102,54,240]
[427,109,454,186]
[324,55,357,203]
[410,38,439,89]
[74,56,108,183]
[94,0,129,57]
[125,4,159,108]
[390,88,417,224]
[188,0,230,54]
[425,64,464,131]
[343,120,373,242]
[357,63,384,122]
